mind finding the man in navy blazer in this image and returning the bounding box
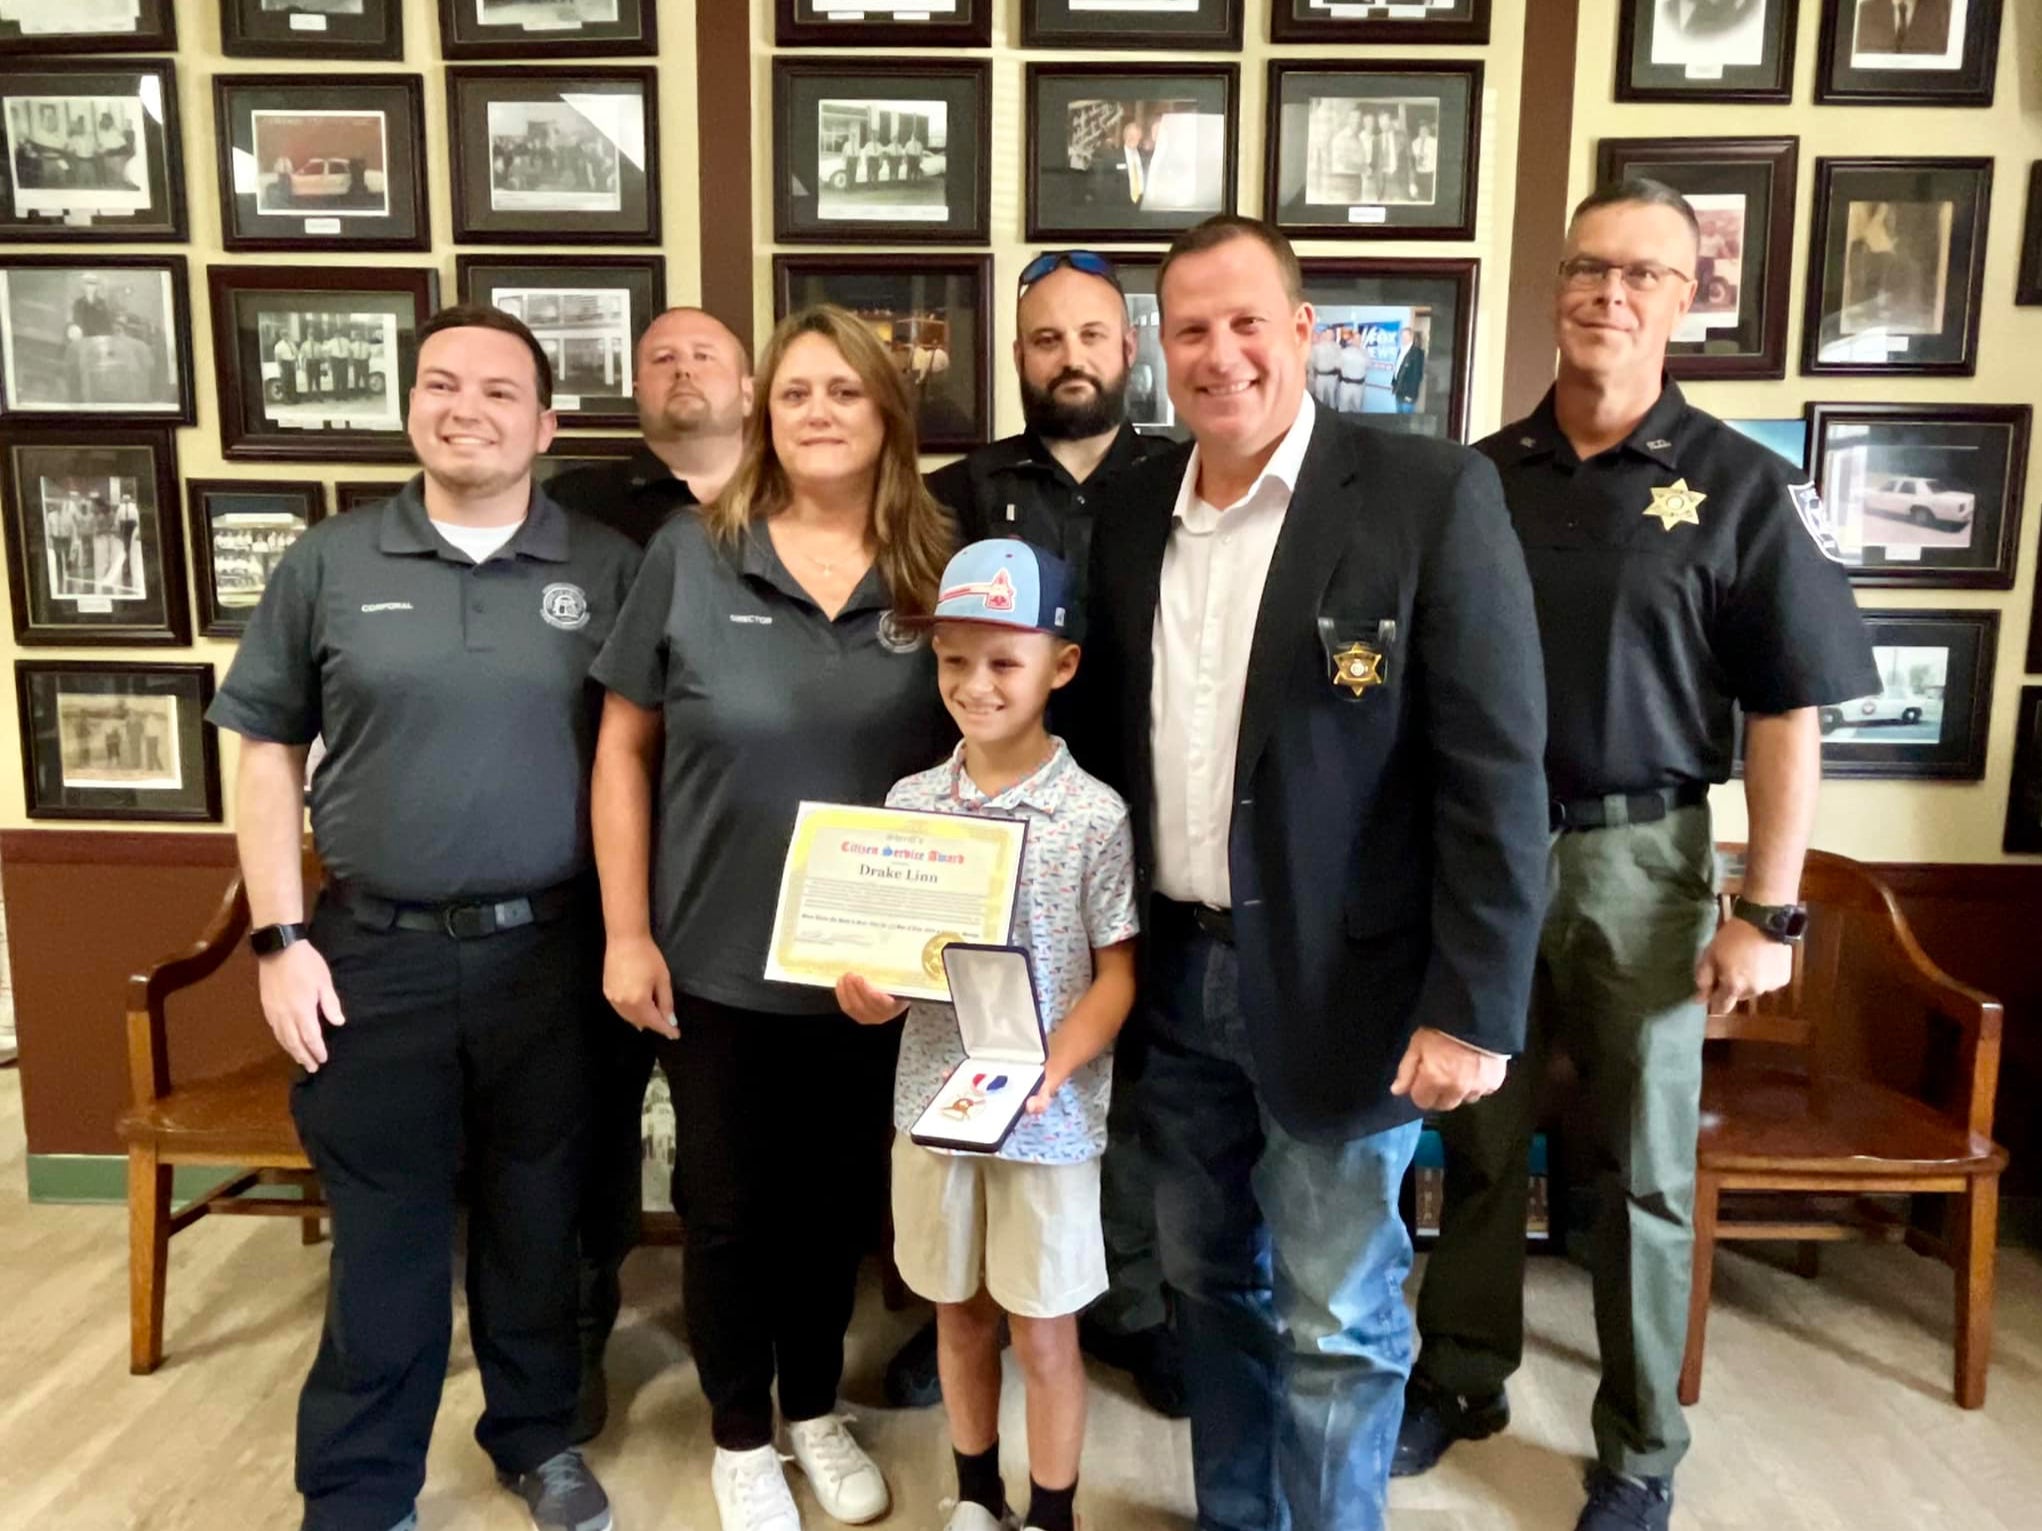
[1068,215,1549,1531]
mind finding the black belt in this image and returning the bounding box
[1549,782,1708,834]
[328,876,589,939]
[1158,896,1234,945]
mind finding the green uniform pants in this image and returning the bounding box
[1413,801,1718,1479]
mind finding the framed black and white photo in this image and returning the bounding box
[1298,259,1478,443]
[2017,162,2042,308]
[1803,157,1990,376]
[208,264,438,463]
[447,66,659,245]
[457,255,664,428]
[186,479,325,638]
[773,254,991,454]
[1813,609,1996,779]
[220,1,404,61]
[1270,0,1490,44]
[333,479,406,514]
[1266,63,1479,241]
[1,426,187,646]
[773,60,990,247]
[534,435,637,487]
[439,0,656,59]
[0,59,184,240]
[214,75,429,253]
[15,660,219,822]
[1596,137,1798,380]
[1023,0,1242,48]
[1806,403,2028,587]
[1108,258,1178,442]
[2005,687,2042,855]
[1027,63,1237,243]
[0,1,175,55]
[0,255,192,424]
[1617,0,1799,102]
[1815,0,2001,106]
[775,0,991,47]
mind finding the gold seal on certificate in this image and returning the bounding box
[765,803,1029,1002]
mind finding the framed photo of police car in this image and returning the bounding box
[0,58,186,241]
[0,254,194,425]
[1269,0,1491,45]
[15,659,220,823]
[220,0,405,61]
[446,66,660,245]
[456,254,664,429]
[1616,0,1799,103]
[1812,608,1997,780]
[187,479,326,639]
[0,1,176,56]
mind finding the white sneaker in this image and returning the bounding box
[939,1499,1018,1531]
[712,1444,803,1531]
[785,1414,890,1524]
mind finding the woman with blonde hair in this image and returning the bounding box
[589,305,955,1531]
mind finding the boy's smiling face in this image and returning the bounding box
[932,621,1079,754]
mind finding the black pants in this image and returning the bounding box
[578,1013,657,1354]
[658,995,900,1451]
[291,896,598,1531]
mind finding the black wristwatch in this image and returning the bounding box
[250,922,309,957]
[1730,897,1809,945]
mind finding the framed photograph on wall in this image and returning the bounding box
[0,1,176,55]
[1806,402,2028,587]
[1299,259,1478,443]
[1027,63,1237,243]
[2006,687,2042,854]
[773,60,991,246]
[1802,157,1990,376]
[773,254,991,453]
[207,264,438,463]
[1269,0,1491,45]
[1814,609,1997,780]
[2017,162,2042,307]
[1815,0,2001,106]
[0,59,185,240]
[1617,0,1799,103]
[775,0,992,48]
[457,255,663,428]
[186,479,325,638]
[1109,258,1180,443]
[334,479,407,514]
[1595,137,1797,380]
[15,660,219,822]
[1266,63,1480,241]
[447,66,659,245]
[438,0,656,59]
[0,255,192,424]
[0,426,187,646]
[221,0,404,60]
[214,75,429,253]
[1024,0,1242,48]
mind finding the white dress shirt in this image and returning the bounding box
[1151,392,1318,909]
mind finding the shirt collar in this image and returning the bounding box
[1172,391,1317,526]
[1502,378,1688,472]
[943,736,1074,816]
[378,474,572,563]
[624,444,704,503]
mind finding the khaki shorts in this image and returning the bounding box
[890,1131,1107,1320]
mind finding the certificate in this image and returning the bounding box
[765,802,1029,1002]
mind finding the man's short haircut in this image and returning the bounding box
[1156,214,1305,319]
[416,302,553,408]
[1570,177,1701,249]
[637,305,753,373]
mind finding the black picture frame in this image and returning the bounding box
[775,0,991,48]
[2017,162,2042,308]
[447,66,660,246]
[1596,137,1798,381]
[1815,608,1997,779]
[221,0,403,61]
[1802,157,1990,377]
[16,660,219,823]
[1265,62,1480,242]
[1806,402,2029,588]
[214,74,430,254]
[186,478,326,639]
[333,478,408,514]
[1,425,188,647]
[772,254,992,454]
[207,263,439,464]
[1110,258,1178,443]
[1815,0,2001,106]
[1269,0,1490,44]
[0,58,186,241]
[457,255,664,429]
[1298,258,1479,444]
[0,254,194,425]
[1617,0,1799,103]
[1026,63,1238,244]
[773,59,991,248]
[535,435,639,488]
[0,1,175,55]
[1024,0,1242,48]
[438,0,656,59]
[2005,687,2042,855]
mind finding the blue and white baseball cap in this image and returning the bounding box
[923,538,1075,637]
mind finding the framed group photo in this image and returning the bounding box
[15,660,219,823]
[1596,137,1797,380]
[2006,687,2042,855]
[775,0,991,48]
[1300,259,1478,443]
[186,479,325,638]
[0,58,185,240]
[1814,0,2002,106]
[1814,609,1997,780]
[0,255,193,424]
[1,425,188,646]
[1269,0,1491,45]
[1802,157,1991,376]
[219,0,404,60]
[438,0,657,59]
[772,254,991,454]
[1266,63,1480,241]
[1027,63,1237,243]
[1022,0,1242,48]
[0,1,176,55]
[214,75,429,252]
[456,254,664,428]
[1617,0,1799,102]
[447,66,659,244]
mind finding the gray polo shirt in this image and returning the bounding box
[209,475,642,903]
[591,513,954,1015]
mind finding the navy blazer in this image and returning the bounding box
[1071,409,1550,1142]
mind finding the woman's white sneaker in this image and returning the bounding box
[785,1415,890,1524]
[712,1444,803,1531]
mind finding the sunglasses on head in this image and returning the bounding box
[1018,250,1124,295]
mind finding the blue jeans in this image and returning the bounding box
[1141,912,1422,1531]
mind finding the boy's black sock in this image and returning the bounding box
[954,1442,1005,1516]
[1027,1477,1077,1531]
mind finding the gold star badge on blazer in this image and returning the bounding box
[1332,642,1385,696]
[1643,479,1706,531]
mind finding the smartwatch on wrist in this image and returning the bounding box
[250,922,309,957]
[1730,897,1809,945]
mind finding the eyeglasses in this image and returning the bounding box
[1558,256,1694,293]
[1019,250,1124,296]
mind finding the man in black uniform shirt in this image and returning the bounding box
[1396,181,1879,1531]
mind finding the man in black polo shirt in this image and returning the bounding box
[210,305,640,1531]
[1396,181,1879,1531]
